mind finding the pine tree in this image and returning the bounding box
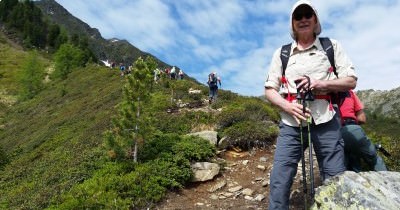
[19,50,44,100]
[104,56,156,162]
[53,43,85,79]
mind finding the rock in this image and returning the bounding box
[255,194,266,201]
[187,130,218,145]
[257,165,266,171]
[242,188,254,196]
[228,185,243,193]
[191,162,220,182]
[219,192,234,198]
[210,194,219,200]
[311,171,400,210]
[208,180,227,192]
[261,180,269,187]
[188,88,202,94]
[244,195,253,201]
[255,177,264,181]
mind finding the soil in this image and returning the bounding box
[156,146,321,210]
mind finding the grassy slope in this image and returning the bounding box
[0,30,398,209]
[0,32,27,121]
[0,59,123,208]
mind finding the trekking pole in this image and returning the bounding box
[303,76,315,200]
[295,80,308,210]
[375,143,391,157]
[307,112,315,199]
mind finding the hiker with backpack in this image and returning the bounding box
[264,1,357,209]
[119,63,126,77]
[207,71,221,104]
[170,66,176,80]
[339,90,388,172]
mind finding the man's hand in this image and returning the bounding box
[282,102,311,123]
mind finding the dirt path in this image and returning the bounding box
[156,147,321,210]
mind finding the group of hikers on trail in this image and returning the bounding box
[164,66,184,80]
[264,0,387,209]
[113,62,184,82]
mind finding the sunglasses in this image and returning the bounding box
[293,11,314,21]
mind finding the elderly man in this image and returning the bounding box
[264,0,357,209]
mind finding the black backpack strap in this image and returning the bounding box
[280,43,292,77]
[319,37,337,78]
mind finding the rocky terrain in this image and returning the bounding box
[156,146,320,210]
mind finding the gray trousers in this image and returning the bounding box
[268,115,346,210]
[341,124,387,172]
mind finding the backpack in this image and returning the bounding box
[208,73,218,87]
[280,37,349,105]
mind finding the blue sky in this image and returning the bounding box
[54,0,400,96]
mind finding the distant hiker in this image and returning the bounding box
[170,66,176,80]
[179,69,184,80]
[127,64,132,75]
[119,63,126,76]
[154,68,161,83]
[264,1,357,209]
[165,67,170,77]
[207,71,221,104]
[339,90,388,172]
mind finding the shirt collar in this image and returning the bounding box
[291,36,323,54]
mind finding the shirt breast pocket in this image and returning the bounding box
[307,51,331,75]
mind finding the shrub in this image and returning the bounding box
[53,44,86,79]
[172,136,216,161]
[139,133,215,162]
[53,133,215,209]
[18,51,45,100]
[222,120,278,149]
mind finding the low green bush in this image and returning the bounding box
[51,133,215,209]
[222,120,278,149]
[217,99,280,130]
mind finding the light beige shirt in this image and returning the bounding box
[264,38,357,126]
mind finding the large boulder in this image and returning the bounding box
[191,162,220,182]
[311,171,400,210]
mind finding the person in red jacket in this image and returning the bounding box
[339,90,387,172]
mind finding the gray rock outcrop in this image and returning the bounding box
[311,171,400,210]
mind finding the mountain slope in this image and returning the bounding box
[35,0,169,68]
[0,64,122,208]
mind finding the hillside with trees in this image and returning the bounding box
[0,0,399,209]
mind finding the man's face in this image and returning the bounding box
[292,5,316,38]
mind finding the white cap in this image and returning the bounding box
[289,0,321,40]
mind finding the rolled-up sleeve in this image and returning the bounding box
[264,48,283,90]
[332,39,357,79]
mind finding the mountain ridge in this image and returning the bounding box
[35,0,170,69]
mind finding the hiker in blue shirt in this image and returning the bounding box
[119,63,125,77]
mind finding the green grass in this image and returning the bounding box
[0,63,123,208]
[0,29,399,209]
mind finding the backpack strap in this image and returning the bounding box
[319,37,337,78]
[280,43,292,79]
[280,37,337,79]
